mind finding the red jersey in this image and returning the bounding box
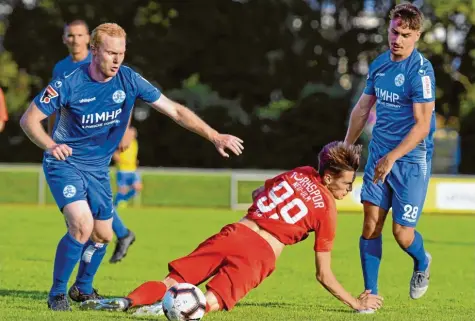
[246,166,337,252]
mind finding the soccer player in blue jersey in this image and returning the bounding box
[20,23,244,311]
[344,3,435,310]
[50,19,137,266]
[48,20,92,135]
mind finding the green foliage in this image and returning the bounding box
[0,52,36,113]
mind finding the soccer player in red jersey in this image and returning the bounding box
[81,141,383,315]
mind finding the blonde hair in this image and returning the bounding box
[90,23,126,48]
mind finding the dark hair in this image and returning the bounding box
[318,141,362,177]
[389,3,424,31]
[64,20,89,33]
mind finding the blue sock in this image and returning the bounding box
[113,192,127,207]
[50,233,84,297]
[112,208,129,239]
[74,240,107,294]
[122,189,137,202]
[359,235,382,294]
[403,230,429,271]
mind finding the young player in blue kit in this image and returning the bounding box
[20,23,244,311]
[344,3,435,311]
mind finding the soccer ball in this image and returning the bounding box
[162,283,207,321]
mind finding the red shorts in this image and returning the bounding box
[168,223,276,310]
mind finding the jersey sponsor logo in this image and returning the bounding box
[63,185,76,198]
[375,87,400,104]
[81,108,122,129]
[418,69,426,76]
[375,72,385,78]
[79,97,96,104]
[54,80,62,88]
[394,73,405,87]
[40,85,59,103]
[112,90,126,104]
[422,75,432,99]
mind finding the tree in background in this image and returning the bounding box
[2,0,475,172]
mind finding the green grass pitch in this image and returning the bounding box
[0,205,473,321]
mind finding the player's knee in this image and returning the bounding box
[362,203,386,238]
[361,219,384,239]
[66,215,94,243]
[91,220,114,244]
[392,223,414,248]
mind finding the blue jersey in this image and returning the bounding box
[34,64,161,171]
[364,49,436,163]
[52,52,92,78]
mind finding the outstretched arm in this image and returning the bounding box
[315,251,383,311]
[148,95,244,158]
[344,93,377,145]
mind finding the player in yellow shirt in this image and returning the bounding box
[110,126,141,263]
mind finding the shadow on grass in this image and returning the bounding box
[237,301,355,314]
[0,289,124,302]
[0,289,48,301]
[237,301,300,309]
[424,239,475,246]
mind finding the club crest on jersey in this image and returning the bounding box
[112,90,126,104]
[394,73,405,87]
[40,85,59,103]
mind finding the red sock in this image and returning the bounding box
[126,281,167,307]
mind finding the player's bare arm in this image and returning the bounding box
[315,251,383,311]
[373,101,434,183]
[20,102,72,160]
[344,93,377,145]
[149,94,244,158]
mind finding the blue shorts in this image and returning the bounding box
[360,145,431,227]
[43,159,113,220]
[116,170,141,187]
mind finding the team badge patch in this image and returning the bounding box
[40,85,59,103]
[112,90,126,104]
[63,185,76,198]
[394,73,405,87]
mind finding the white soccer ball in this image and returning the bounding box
[163,283,207,321]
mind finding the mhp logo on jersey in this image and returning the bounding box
[81,108,122,129]
[40,85,59,103]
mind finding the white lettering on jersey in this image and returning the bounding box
[422,75,432,99]
[79,97,96,104]
[81,108,122,129]
[375,87,400,103]
[290,172,325,209]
